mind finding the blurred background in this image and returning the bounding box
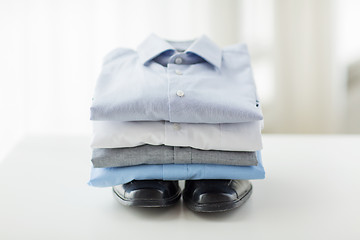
[1,0,360,160]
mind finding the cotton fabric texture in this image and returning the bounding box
[90,33,263,123]
[88,34,265,186]
[92,145,258,168]
[91,120,263,151]
[88,152,265,187]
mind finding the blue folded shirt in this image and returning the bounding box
[88,151,265,187]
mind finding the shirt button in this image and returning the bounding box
[175,69,183,75]
[175,57,183,64]
[173,123,181,130]
[176,90,184,97]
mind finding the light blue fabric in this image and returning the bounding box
[90,33,263,123]
[88,151,265,187]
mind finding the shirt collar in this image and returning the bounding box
[137,33,222,69]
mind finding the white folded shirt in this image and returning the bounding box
[91,121,263,151]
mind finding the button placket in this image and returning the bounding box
[175,69,183,75]
[175,57,183,64]
[174,67,185,97]
[169,53,184,65]
[167,63,187,122]
[165,121,182,146]
[176,90,184,97]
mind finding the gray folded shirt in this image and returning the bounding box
[92,145,258,168]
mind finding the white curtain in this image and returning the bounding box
[1,0,359,160]
[269,0,338,133]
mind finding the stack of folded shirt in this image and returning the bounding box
[88,34,265,187]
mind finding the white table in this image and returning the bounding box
[0,135,359,240]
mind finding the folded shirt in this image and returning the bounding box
[90,33,263,123]
[88,152,265,187]
[91,120,263,151]
[92,145,258,168]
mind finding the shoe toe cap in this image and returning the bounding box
[125,189,166,200]
[196,192,238,204]
[116,180,180,201]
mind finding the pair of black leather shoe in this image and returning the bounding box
[112,179,252,212]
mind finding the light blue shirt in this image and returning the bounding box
[88,151,265,187]
[90,34,263,123]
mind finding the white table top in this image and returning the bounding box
[0,135,360,240]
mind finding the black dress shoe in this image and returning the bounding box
[183,179,252,212]
[112,180,181,207]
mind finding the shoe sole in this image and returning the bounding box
[112,187,182,208]
[183,184,253,213]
